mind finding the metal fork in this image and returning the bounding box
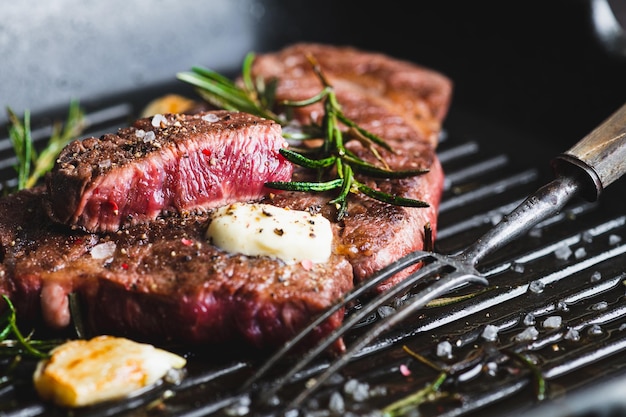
[236,103,626,414]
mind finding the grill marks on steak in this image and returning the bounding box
[46,111,292,233]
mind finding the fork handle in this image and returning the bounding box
[552,102,626,201]
[461,102,626,266]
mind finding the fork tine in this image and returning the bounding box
[239,250,436,394]
[249,254,461,407]
[285,269,489,412]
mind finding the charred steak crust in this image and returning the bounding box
[46,111,292,233]
[0,44,452,350]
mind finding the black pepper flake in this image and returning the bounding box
[262,208,273,217]
[274,228,284,236]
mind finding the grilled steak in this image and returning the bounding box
[0,43,451,349]
[252,43,451,290]
[0,187,353,349]
[46,111,292,232]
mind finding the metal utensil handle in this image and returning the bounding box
[553,102,626,200]
[461,102,626,266]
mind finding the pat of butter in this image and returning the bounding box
[207,203,332,264]
[33,336,186,408]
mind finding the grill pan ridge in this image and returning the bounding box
[1,101,626,416]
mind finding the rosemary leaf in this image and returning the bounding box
[265,178,342,192]
[356,182,429,207]
[26,99,85,189]
[7,107,32,190]
[279,148,336,169]
[1,295,50,359]
[342,153,429,179]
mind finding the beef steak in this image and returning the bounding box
[46,111,292,233]
[252,43,451,290]
[0,43,452,350]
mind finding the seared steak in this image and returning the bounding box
[0,43,451,349]
[252,43,450,290]
[0,187,353,349]
[46,111,292,233]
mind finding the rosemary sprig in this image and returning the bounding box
[0,295,56,359]
[177,53,430,220]
[6,100,85,191]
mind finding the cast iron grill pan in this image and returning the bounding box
[1,95,626,417]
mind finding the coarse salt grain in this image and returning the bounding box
[513,326,539,342]
[554,244,572,260]
[481,324,499,342]
[202,113,220,123]
[529,280,545,294]
[542,316,562,329]
[436,340,452,358]
[90,242,117,260]
[151,114,167,128]
[143,131,156,143]
[135,129,146,138]
[564,328,580,341]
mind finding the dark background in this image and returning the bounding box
[1,0,624,145]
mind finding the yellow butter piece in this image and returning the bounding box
[33,335,186,407]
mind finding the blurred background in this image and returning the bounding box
[1,0,624,144]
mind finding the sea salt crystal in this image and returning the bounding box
[588,324,603,336]
[582,231,594,243]
[591,301,608,311]
[564,328,580,341]
[542,316,562,329]
[590,271,602,282]
[513,326,539,342]
[574,247,587,259]
[344,379,370,402]
[510,262,525,273]
[143,130,156,143]
[224,395,250,416]
[436,340,453,358]
[151,113,167,127]
[90,241,117,260]
[377,305,395,318]
[97,159,111,169]
[135,129,146,138]
[609,234,622,245]
[523,313,536,326]
[481,324,499,342]
[554,244,572,260]
[619,323,626,331]
[529,280,545,294]
[328,391,345,414]
[202,113,220,123]
[557,301,569,312]
[485,362,498,376]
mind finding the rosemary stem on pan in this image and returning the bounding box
[0,296,54,359]
[177,52,431,220]
[6,100,86,192]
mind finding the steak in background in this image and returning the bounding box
[252,43,451,290]
[0,43,451,349]
[46,111,292,233]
